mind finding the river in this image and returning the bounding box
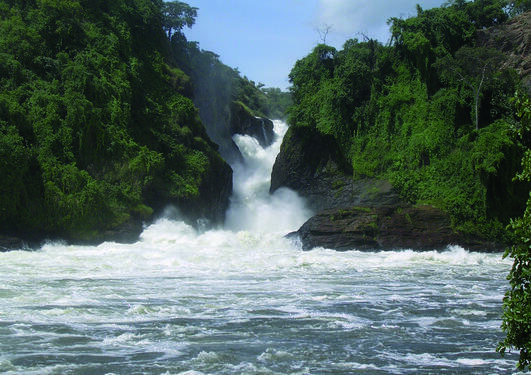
[0,121,521,374]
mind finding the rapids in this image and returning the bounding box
[0,121,521,374]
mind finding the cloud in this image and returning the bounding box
[317,0,444,43]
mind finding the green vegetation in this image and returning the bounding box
[0,0,219,240]
[0,0,291,241]
[177,43,292,122]
[498,93,531,371]
[287,0,530,242]
[260,87,293,119]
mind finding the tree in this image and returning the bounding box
[435,46,503,130]
[162,1,197,38]
[289,44,337,104]
[498,93,531,371]
[316,24,332,44]
[465,0,509,27]
[388,3,476,94]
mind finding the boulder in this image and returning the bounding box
[0,235,29,252]
[98,217,145,244]
[294,205,503,252]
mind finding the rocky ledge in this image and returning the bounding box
[0,235,31,252]
[293,205,503,252]
[271,124,506,252]
[230,101,275,148]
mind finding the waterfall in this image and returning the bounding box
[224,120,312,234]
[0,122,517,374]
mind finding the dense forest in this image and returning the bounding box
[0,0,289,242]
[287,0,530,242]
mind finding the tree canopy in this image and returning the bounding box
[0,0,215,240]
[0,0,292,241]
[162,0,197,38]
[434,46,504,130]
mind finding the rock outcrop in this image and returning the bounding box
[270,125,402,212]
[196,99,275,163]
[477,11,531,93]
[270,125,363,212]
[271,122,505,252]
[0,235,30,252]
[293,205,502,252]
[229,101,275,148]
[178,154,233,226]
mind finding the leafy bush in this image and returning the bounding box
[498,93,531,370]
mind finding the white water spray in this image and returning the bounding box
[224,120,312,234]
[0,121,518,374]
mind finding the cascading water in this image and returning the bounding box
[0,121,521,374]
[225,120,312,234]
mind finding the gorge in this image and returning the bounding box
[1,0,531,372]
[0,120,520,374]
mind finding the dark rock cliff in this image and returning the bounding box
[229,101,275,148]
[275,125,508,251]
[293,205,502,252]
[271,126,501,251]
[270,125,363,212]
[178,153,234,227]
[270,125,401,211]
[196,99,275,163]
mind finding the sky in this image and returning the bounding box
[184,0,446,90]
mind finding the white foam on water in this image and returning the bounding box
[0,120,518,373]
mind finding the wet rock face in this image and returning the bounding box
[193,156,234,224]
[229,101,275,148]
[197,100,275,164]
[0,235,29,251]
[295,205,503,252]
[270,125,403,213]
[177,154,234,227]
[270,125,363,212]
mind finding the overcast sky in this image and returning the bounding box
[184,0,445,90]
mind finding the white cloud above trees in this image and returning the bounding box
[316,0,444,43]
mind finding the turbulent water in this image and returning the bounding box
[0,121,521,374]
